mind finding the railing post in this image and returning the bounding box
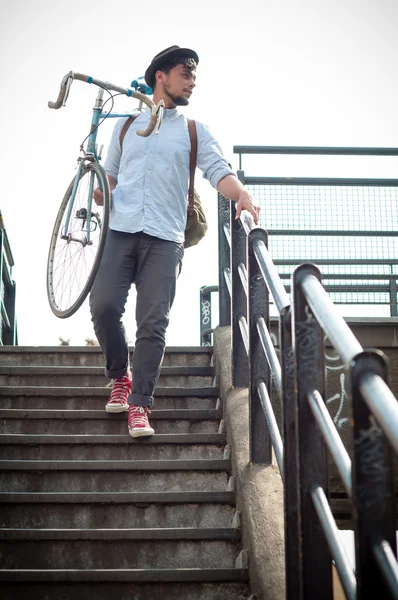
[230,201,248,387]
[218,192,231,327]
[293,264,332,599]
[389,277,397,317]
[281,304,302,599]
[199,285,218,346]
[247,228,271,463]
[350,349,397,599]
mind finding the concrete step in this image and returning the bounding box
[0,491,235,503]
[0,459,230,471]
[0,440,225,461]
[0,577,250,600]
[0,386,219,410]
[0,526,240,541]
[0,433,225,444]
[0,538,240,569]
[0,408,221,435]
[0,347,250,597]
[0,365,215,387]
[0,346,213,367]
[0,419,219,435]
[0,463,230,493]
[0,498,236,529]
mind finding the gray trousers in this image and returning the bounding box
[89,229,184,408]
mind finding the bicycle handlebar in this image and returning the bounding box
[48,71,164,137]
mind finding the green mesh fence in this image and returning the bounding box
[245,184,398,316]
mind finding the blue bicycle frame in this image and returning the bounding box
[49,71,163,244]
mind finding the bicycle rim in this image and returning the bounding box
[47,162,110,318]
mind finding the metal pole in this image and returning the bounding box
[281,305,302,600]
[311,485,357,600]
[199,285,218,346]
[217,192,232,326]
[293,264,332,600]
[389,277,397,317]
[350,349,397,600]
[231,200,248,387]
[247,228,271,464]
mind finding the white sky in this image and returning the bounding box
[1,0,398,347]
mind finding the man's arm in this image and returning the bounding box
[196,124,260,225]
[93,117,124,205]
[217,175,260,225]
[93,175,117,206]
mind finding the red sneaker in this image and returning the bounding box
[128,405,155,438]
[105,373,132,413]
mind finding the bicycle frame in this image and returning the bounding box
[62,88,128,244]
[49,71,164,245]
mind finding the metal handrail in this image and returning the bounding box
[241,214,290,313]
[217,147,398,597]
[358,372,398,454]
[374,539,398,599]
[258,380,284,475]
[300,273,398,452]
[311,485,357,600]
[307,390,352,498]
[257,317,282,398]
[301,274,363,365]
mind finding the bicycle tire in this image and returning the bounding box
[47,161,110,318]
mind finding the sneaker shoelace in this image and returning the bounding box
[107,377,130,404]
[129,406,151,427]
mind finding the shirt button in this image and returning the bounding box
[148,170,151,174]
[149,153,153,157]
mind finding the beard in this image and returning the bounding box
[163,83,189,106]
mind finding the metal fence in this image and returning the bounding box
[0,212,17,345]
[215,146,398,597]
[235,146,398,316]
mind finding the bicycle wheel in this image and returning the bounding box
[47,161,110,318]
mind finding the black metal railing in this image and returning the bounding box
[0,212,17,345]
[234,146,398,317]
[216,174,398,598]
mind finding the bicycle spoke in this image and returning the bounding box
[47,163,109,316]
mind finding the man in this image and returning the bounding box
[90,45,260,439]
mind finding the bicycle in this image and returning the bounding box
[46,71,165,318]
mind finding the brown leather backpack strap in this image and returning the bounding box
[119,115,137,152]
[187,119,198,217]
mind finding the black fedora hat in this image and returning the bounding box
[145,45,199,89]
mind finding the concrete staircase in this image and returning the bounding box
[0,346,251,600]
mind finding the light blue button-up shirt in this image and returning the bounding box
[103,107,235,243]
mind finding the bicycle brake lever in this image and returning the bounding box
[155,101,165,135]
[63,76,73,107]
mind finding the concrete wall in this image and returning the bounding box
[214,326,286,600]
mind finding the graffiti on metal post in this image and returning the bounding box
[218,195,231,221]
[201,300,211,326]
[296,305,318,382]
[355,416,390,513]
[251,273,265,318]
[325,346,349,430]
[282,346,295,406]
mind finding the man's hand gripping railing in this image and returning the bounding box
[48,70,165,136]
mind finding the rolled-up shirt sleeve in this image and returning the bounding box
[103,118,125,181]
[196,122,236,189]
